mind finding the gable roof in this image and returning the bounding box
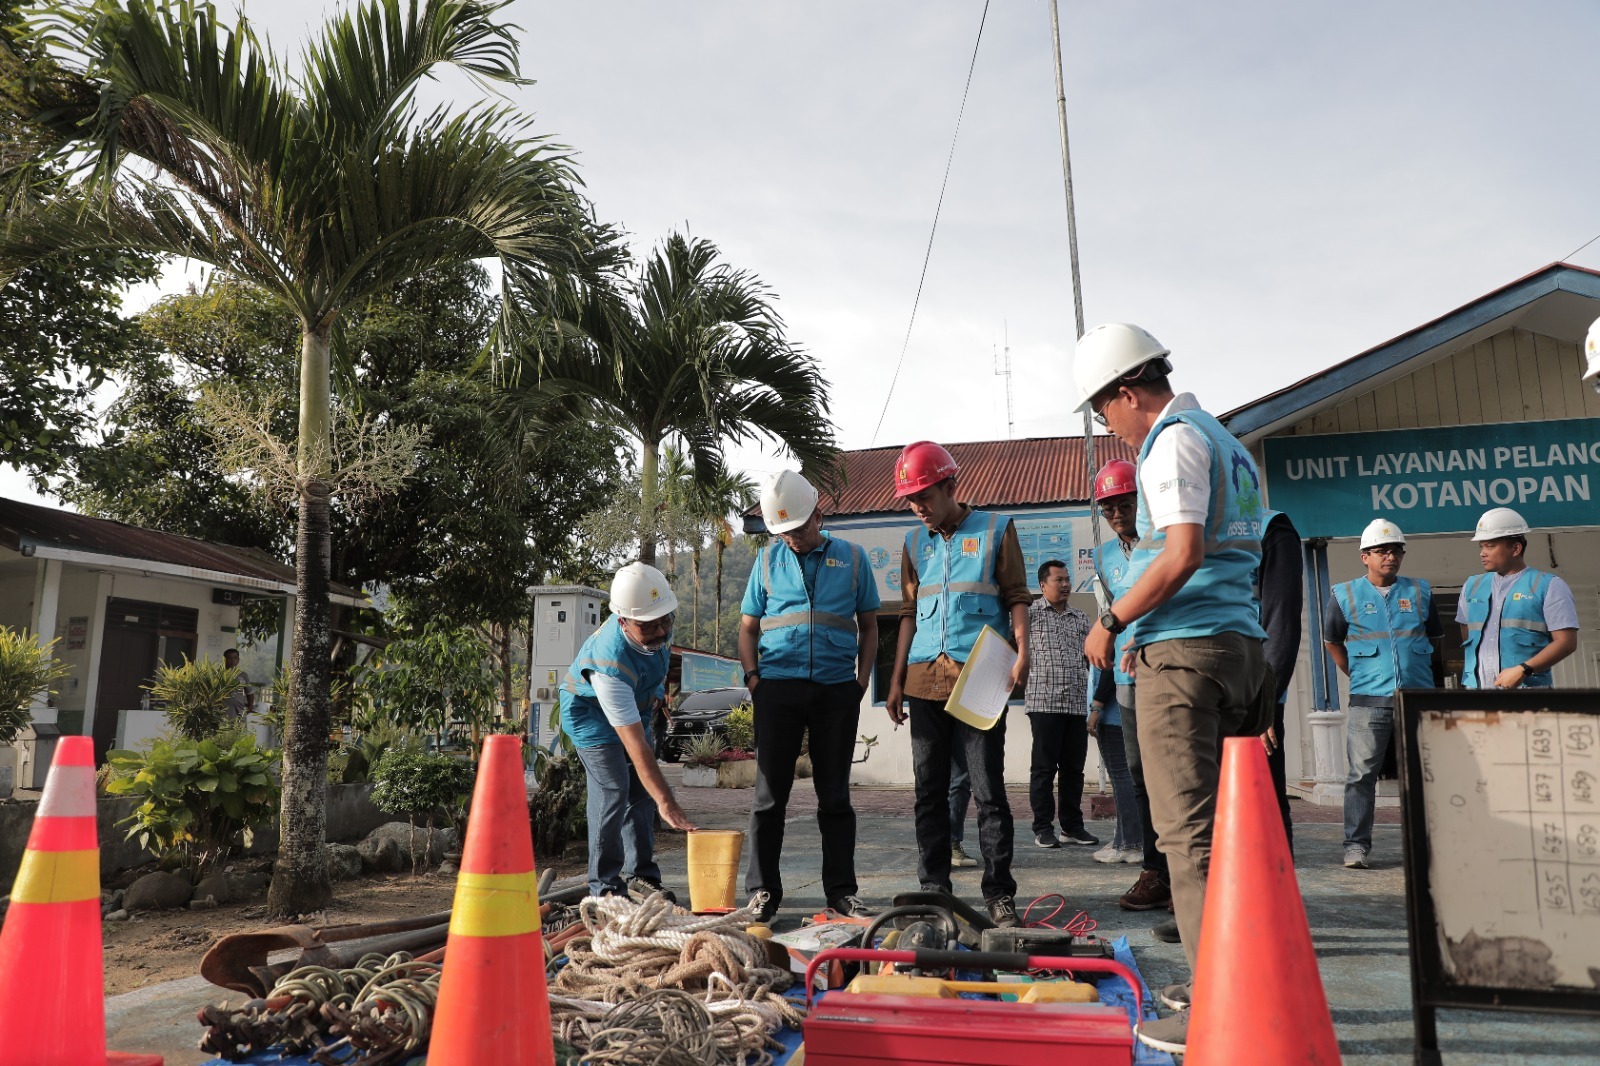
[1221,262,1600,444]
[746,435,1136,530]
[0,497,366,606]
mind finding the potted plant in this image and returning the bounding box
[145,657,243,739]
[0,629,72,796]
[681,728,758,789]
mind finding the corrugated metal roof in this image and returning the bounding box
[813,435,1138,518]
[0,497,365,601]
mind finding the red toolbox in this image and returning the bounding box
[801,947,1143,1066]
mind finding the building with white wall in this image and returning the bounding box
[0,498,365,775]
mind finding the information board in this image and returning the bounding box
[1396,689,1600,1066]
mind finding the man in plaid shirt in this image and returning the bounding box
[1026,559,1098,849]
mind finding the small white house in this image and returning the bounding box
[0,498,365,783]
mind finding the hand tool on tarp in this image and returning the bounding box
[201,911,454,996]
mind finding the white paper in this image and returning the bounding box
[945,627,1018,730]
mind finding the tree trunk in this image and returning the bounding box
[638,434,660,566]
[268,325,336,919]
[714,537,727,655]
[691,545,702,644]
[524,622,535,729]
[498,624,514,720]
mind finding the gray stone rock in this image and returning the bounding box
[226,871,270,900]
[190,895,219,910]
[358,821,453,872]
[105,909,129,921]
[123,871,193,912]
[326,843,364,882]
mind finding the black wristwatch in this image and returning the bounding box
[744,669,760,685]
[1518,662,1534,678]
[1099,609,1126,635]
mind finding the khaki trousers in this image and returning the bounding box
[1134,631,1265,974]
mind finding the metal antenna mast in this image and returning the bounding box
[993,322,1014,439]
[1048,0,1105,600]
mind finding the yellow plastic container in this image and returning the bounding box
[687,829,745,913]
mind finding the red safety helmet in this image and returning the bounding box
[1093,459,1137,500]
[893,441,959,497]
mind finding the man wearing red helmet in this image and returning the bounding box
[885,441,1033,928]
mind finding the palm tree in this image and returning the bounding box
[700,468,756,654]
[0,0,608,915]
[508,232,837,567]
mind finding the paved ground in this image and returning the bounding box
[107,770,1596,1064]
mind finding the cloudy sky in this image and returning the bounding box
[8,0,1599,505]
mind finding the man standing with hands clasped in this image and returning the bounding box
[1324,519,1441,870]
[1075,323,1269,1056]
[1457,507,1579,691]
[1025,560,1097,850]
[885,441,1031,928]
[740,470,881,923]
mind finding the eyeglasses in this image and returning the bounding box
[1098,499,1135,516]
[1363,546,1404,557]
[628,613,676,635]
[1091,389,1122,427]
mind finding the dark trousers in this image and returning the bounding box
[1118,683,1169,878]
[1268,697,1295,856]
[909,696,1016,901]
[1027,712,1089,834]
[745,678,862,903]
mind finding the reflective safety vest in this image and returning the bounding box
[1128,407,1267,645]
[907,509,1012,664]
[753,534,869,684]
[1094,539,1138,686]
[1332,576,1435,698]
[559,616,669,748]
[1461,569,1556,688]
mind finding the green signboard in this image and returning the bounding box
[1262,417,1600,538]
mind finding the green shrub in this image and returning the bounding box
[370,748,476,874]
[0,628,72,743]
[682,731,728,768]
[104,732,279,874]
[724,701,755,752]
[146,657,244,739]
[361,624,497,747]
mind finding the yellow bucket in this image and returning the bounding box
[686,830,745,913]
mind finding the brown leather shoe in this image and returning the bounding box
[1119,869,1172,911]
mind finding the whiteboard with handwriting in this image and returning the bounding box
[1416,709,1600,990]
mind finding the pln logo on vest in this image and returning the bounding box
[1512,592,1528,601]
[825,557,847,567]
[961,537,979,556]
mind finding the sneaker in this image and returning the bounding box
[1158,981,1191,1010]
[1060,828,1100,846]
[1152,919,1181,944]
[986,895,1021,928]
[1137,1010,1189,1054]
[828,895,877,918]
[1118,846,1144,863]
[1092,843,1122,864]
[747,889,779,922]
[950,842,979,867]
[1344,846,1370,869]
[626,876,678,905]
[1118,869,1172,911]
[1033,828,1061,849]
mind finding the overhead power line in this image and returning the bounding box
[869,0,991,446]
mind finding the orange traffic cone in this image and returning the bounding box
[0,735,163,1065]
[1186,737,1341,1064]
[429,734,554,1065]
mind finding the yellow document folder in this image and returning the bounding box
[944,626,1018,731]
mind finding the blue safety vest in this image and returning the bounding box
[1127,407,1267,645]
[559,616,669,748]
[1460,569,1556,688]
[907,509,1012,664]
[1094,539,1138,686]
[1332,576,1434,697]
[749,534,872,683]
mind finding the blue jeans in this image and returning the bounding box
[1097,721,1142,852]
[949,745,971,845]
[1343,704,1394,852]
[577,743,660,896]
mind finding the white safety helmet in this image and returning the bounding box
[760,469,818,534]
[1585,315,1600,393]
[609,561,679,621]
[1359,519,1406,550]
[1471,507,1530,542]
[1072,323,1173,413]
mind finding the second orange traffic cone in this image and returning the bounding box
[1186,736,1341,1064]
[0,734,163,1065]
[428,734,555,1066]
